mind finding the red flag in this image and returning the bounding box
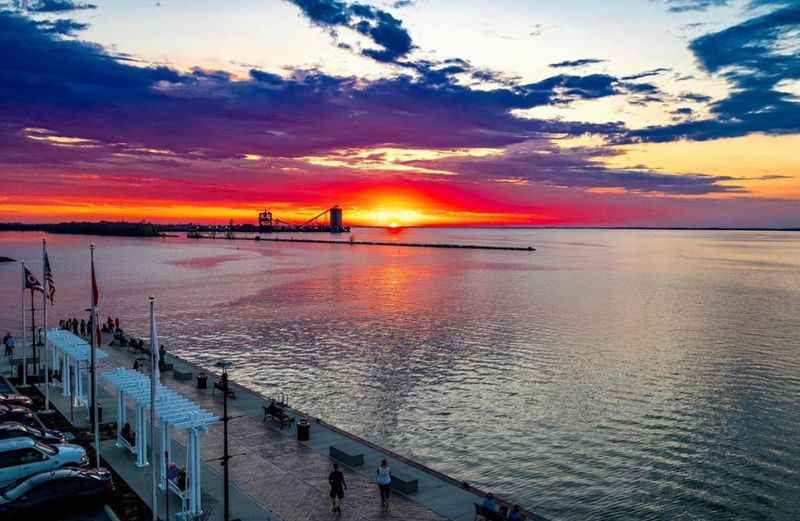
[91,256,99,308]
[91,250,101,343]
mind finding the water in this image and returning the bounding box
[1,229,799,520]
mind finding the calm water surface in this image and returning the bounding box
[1,229,799,520]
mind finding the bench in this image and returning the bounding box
[173,369,193,381]
[119,435,136,455]
[158,360,174,372]
[167,471,189,514]
[389,470,418,494]
[212,380,236,399]
[329,445,364,467]
[262,405,293,428]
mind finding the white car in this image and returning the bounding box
[0,438,88,487]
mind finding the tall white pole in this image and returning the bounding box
[20,260,26,386]
[90,244,100,469]
[149,296,158,521]
[42,239,50,411]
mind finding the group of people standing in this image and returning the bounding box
[59,316,121,340]
[328,459,393,515]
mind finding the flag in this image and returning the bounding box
[43,245,55,305]
[24,268,44,293]
[91,249,101,342]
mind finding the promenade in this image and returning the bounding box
[4,334,548,521]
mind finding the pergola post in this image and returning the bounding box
[136,404,148,467]
[188,427,201,516]
[159,419,170,490]
[63,357,71,397]
[115,389,125,448]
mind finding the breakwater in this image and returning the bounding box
[190,234,536,251]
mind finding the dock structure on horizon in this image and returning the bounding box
[188,233,536,251]
[0,327,549,521]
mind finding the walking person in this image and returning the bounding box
[376,459,392,509]
[3,332,15,357]
[328,463,347,514]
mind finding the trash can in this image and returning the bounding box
[197,373,208,390]
[297,419,310,441]
[91,403,103,424]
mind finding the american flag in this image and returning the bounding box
[43,246,55,305]
[24,267,44,293]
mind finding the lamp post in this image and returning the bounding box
[215,360,233,521]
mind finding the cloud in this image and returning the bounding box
[663,0,730,13]
[0,10,631,170]
[404,141,744,195]
[285,0,413,62]
[549,58,606,68]
[26,0,96,12]
[391,0,414,8]
[621,68,671,81]
[625,5,800,143]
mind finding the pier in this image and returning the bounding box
[190,234,536,252]
[1,331,549,521]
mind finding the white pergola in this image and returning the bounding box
[102,367,218,519]
[46,329,108,410]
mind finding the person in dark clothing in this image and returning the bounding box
[72,319,79,335]
[79,319,86,337]
[114,318,120,330]
[328,463,347,514]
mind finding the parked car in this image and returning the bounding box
[0,423,69,445]
[0,406,37,428]
[0,395,33,409]
[0,468,113,518]
[0,438,88,487]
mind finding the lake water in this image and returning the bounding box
[1,228,799,520]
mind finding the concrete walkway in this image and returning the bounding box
[5,333,548,521]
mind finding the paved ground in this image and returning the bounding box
[10,331,548,521]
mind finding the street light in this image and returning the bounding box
[214,360,234,521]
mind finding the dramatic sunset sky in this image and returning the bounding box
[1,0,798,227]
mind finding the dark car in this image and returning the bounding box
[0,407,37,429]
[0,468,113,518]
[0,423,68,445]
[0,395,33,409]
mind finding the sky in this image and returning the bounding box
[0,0,798,227]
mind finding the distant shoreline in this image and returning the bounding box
[0,222,797,237]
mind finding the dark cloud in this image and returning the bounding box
[625,5,800,143]
[621,68,671,81]
[391,0,414,8]
[0,10,627,169]
[549,58,606,68]
[26,0,96,12]
[664,0,729,13]
[34,17,87,34]
[286,0,412,62]
[405,142,744,195]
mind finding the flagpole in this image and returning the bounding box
[90,244,100,469]
[42,239,50,411]
[149,296,158,521]
[20,260,26,386]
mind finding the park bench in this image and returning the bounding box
[212,380,236,399]
[389,470,418,494]
[173,369,193,381]
[262,405,293,428]
[474,504,518,521]
[329,445,364,467]
[119,432,136,455]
